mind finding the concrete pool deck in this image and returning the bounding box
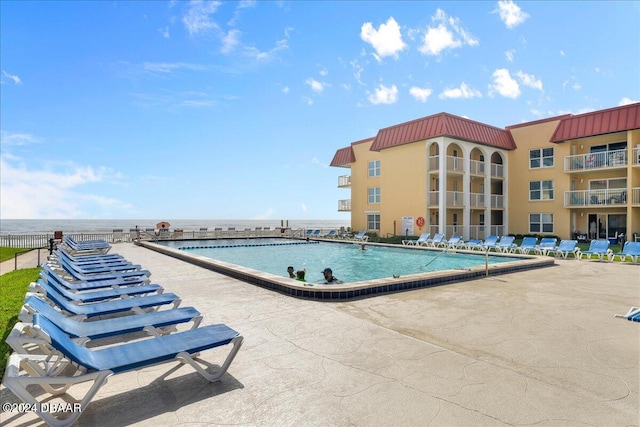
[1,242,638,426]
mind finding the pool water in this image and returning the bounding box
[159,238,523,284]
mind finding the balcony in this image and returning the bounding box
[338,199,351,212]
[491,194,505,208]
[469,159,485,175]
[564,189,628,207]
[338,175,351,187]
[469,192,486,208]
[564,149,627,172]
[446,191,464,207]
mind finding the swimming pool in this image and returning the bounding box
[141,237,554,300]
[160,238,523,283]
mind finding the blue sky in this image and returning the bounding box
[1,1,638,220]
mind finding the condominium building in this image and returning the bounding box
[330,103,640,242]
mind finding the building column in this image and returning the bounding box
[463,153,471,240]
[439,141,447,235]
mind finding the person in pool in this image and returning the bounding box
[322,268,342,284]
[295,269,307,282]
[287,266,295,278]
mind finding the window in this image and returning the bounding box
[368,187,380,204]
[367,213,380,231]
[530,147,554,168]
[529,180,554,200]
[529,213,554,233]
[368,160,380,177]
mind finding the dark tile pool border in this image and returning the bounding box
[137,239,555,301]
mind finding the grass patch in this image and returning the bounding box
[0,267,39,380]
[0,247,30,263]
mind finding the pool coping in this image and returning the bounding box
[137,238,555,300]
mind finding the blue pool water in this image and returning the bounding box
[158,238,523,284]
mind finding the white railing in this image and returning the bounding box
[490,225,506,237]
[633,187,640,205]
[564,189,628,207]
[634,147,640,165]
[491,163,504,178]
[428,155,439,170]
[338,175,351,187]
[469,159,485,175]
[469,193,486,208]
[428,191,439,206]
[491,194,505,208]
[564,149,627,172]
[446,191,465,207]
[338,199,351,211]
[446,156,464,173]
[468,225,487,240]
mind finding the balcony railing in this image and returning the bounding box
[564,189,628,207]
[446,191,465,207]
[338,175,351,187]
[491,163,504,178]
[564,149,627,172]
[428,191,439,205]
[491,194,505,208]
[634,147,640,165]
[469,192,486,208]
[446,156,464,173]
[469,159,485,175]
[338,199,351,211]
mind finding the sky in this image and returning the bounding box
[1,1,639,221]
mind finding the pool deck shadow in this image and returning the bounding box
[1,242,638,426]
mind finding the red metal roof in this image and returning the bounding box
[330,146,356,167]
[370,112,516,151]
[550,103,640,142]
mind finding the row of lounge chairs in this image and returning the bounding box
[399,233,640,263]
[304,229,369,241]
[3,238,243,427]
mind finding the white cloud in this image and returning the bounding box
[158,26,170,38]
[302,96,313,106]
[319,68,328,77]
[282,86,290,94]
[488,69,520,98]
[221,29,241,54]
[360,17,407,61]
[409,86,433,102]
[350,59,365,86]
[242,38,288,61]
[495,0,529,29]
[560,50,565,56]
[301,203,307,212]
[142,62,203,74]
[515,71,543,91]
[572,82,581,91]
[439,82,482,99]
[505,49,515,62]
[368,84,399,105]
[0,155,129,219]
[182,1,221,35]
[1,70,22,85]
[305,77,325,94]
[619,97,639,106]
[0,131,37,146]
[418,9,478,56]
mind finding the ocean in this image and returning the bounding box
[0,219,351,235]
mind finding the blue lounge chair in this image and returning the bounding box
[463,239,483,250]
[534,237,558,255]
[322,230,337,238]
[352,231,369,242]
[515,237,538,254]
[426,233,445,247]
[50,258,150,283]
[3,314,243,427]
[546,240,579,259]
[402,233,430,246]
[41,264,150,290]
[9,295,202,353]
[612,241,640,264]
[52,256,142,275]
[442,235,463,248]
[577,239,613,261]
[29,283,181,321]
[30,278,163,304]
[614,306,640,322]
[53,249,127,266]
[479,235,499,251]
[494,236,517,253]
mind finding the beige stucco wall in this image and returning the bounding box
[349,139,377,234]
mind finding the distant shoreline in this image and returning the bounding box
[0,219,351,235]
